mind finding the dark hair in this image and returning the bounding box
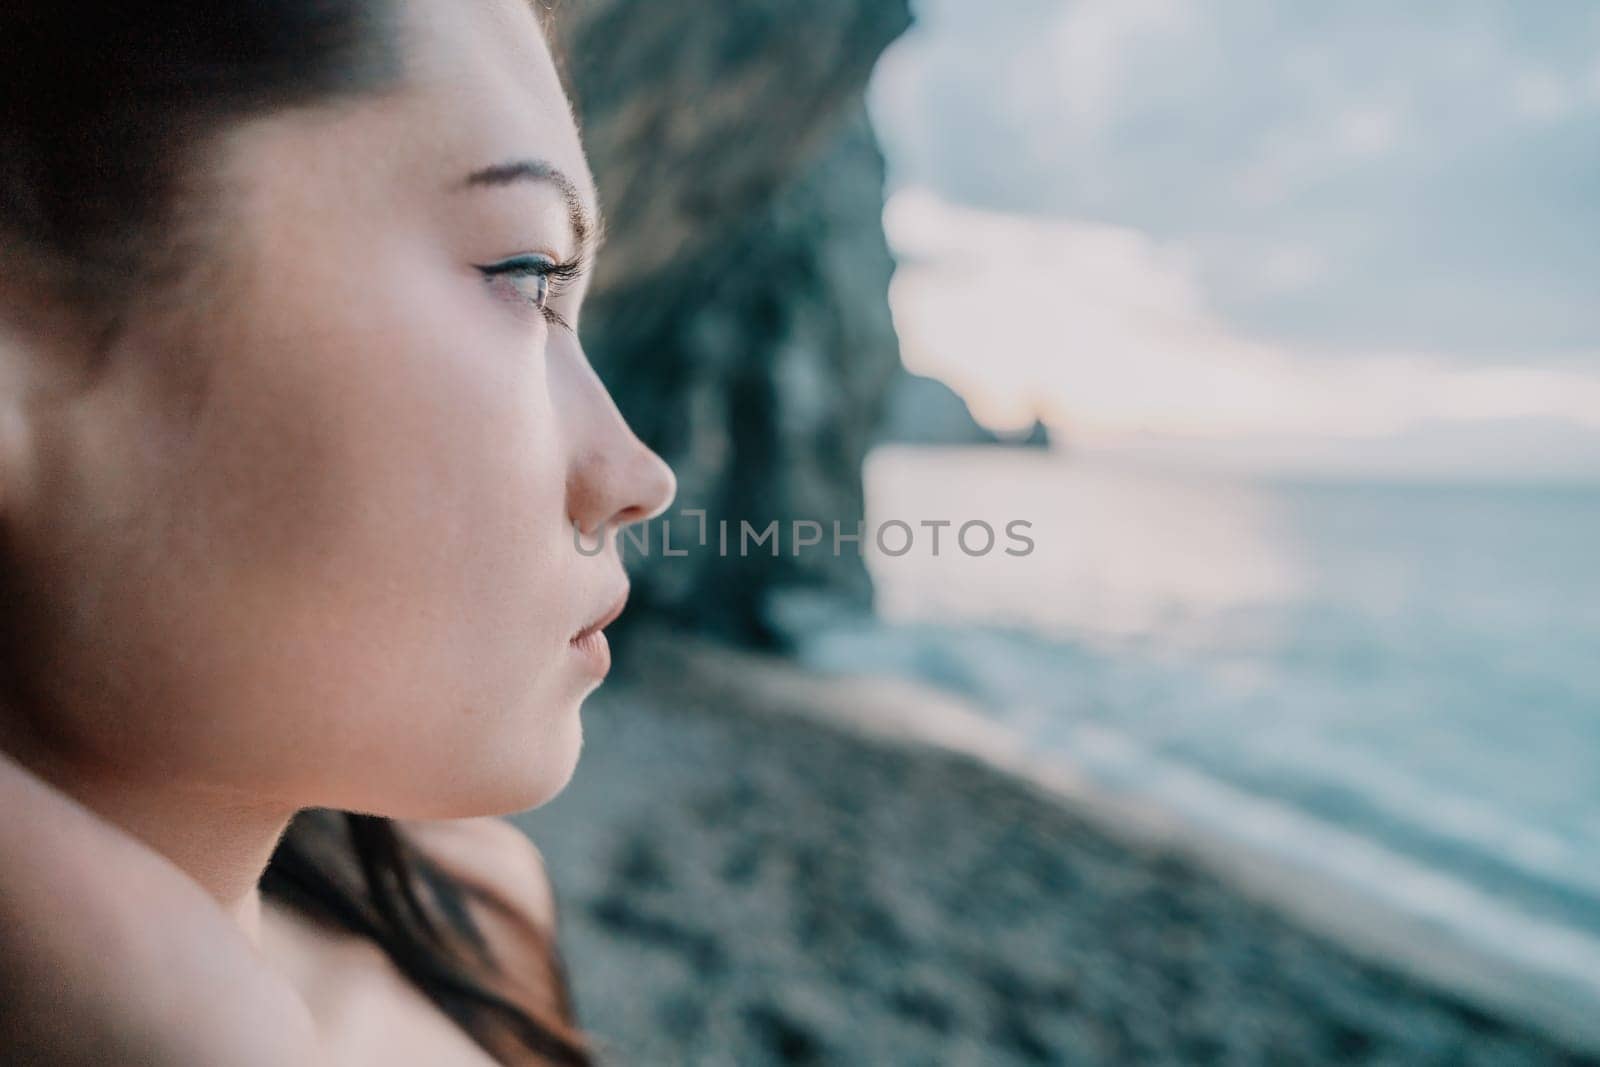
[1,5,593,1064]
[1,4,397,319]
[264,811,593,1066]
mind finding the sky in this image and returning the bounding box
[867,0,1600,480]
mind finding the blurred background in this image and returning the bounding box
[519,1,1600,1063]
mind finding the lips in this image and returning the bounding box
[571,586,629,645]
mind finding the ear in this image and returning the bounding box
[0,306,66,526]
[0,267,109,529]
[0,356,23,525]
[0,330,20,521]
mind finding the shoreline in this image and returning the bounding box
[518,627,1599,1063]
[632,628,1600,1055]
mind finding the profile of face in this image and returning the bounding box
[0,0,674,818]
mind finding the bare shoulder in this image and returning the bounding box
[400,816,558,936]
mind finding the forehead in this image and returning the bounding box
[397,0,595,203]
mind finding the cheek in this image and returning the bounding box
[113,275,581,802]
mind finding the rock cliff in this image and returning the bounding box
[548,0,913,644]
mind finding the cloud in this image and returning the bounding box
[1512,69,1577,121]
[884,188,1600,479]
[871,0,1600,362]
[1043,0,1192,135]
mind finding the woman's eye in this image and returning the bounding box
[478,255,553,311]
[511,269,550,310]
[475,253,583,333]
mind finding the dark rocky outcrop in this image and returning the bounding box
[548,0,912,645]
[876,373,1003,447]
[1002,418,1052,450]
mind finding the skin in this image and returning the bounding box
[0,0,672,1061]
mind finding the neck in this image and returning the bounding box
[1,729,292,944]
[67,773,290,941]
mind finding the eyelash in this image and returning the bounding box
[475,254,584,332]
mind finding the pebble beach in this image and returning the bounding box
[515,633,1598,1066]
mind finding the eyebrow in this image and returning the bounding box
[460,159,603,259]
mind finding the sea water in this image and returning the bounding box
[787,445,1600,1003]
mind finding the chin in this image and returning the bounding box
[341,682,588,821]
[444,701,586,819]
[505,715,584,814]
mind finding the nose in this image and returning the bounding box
[558,344,677,539]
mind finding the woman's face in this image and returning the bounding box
[0,0,674,817]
